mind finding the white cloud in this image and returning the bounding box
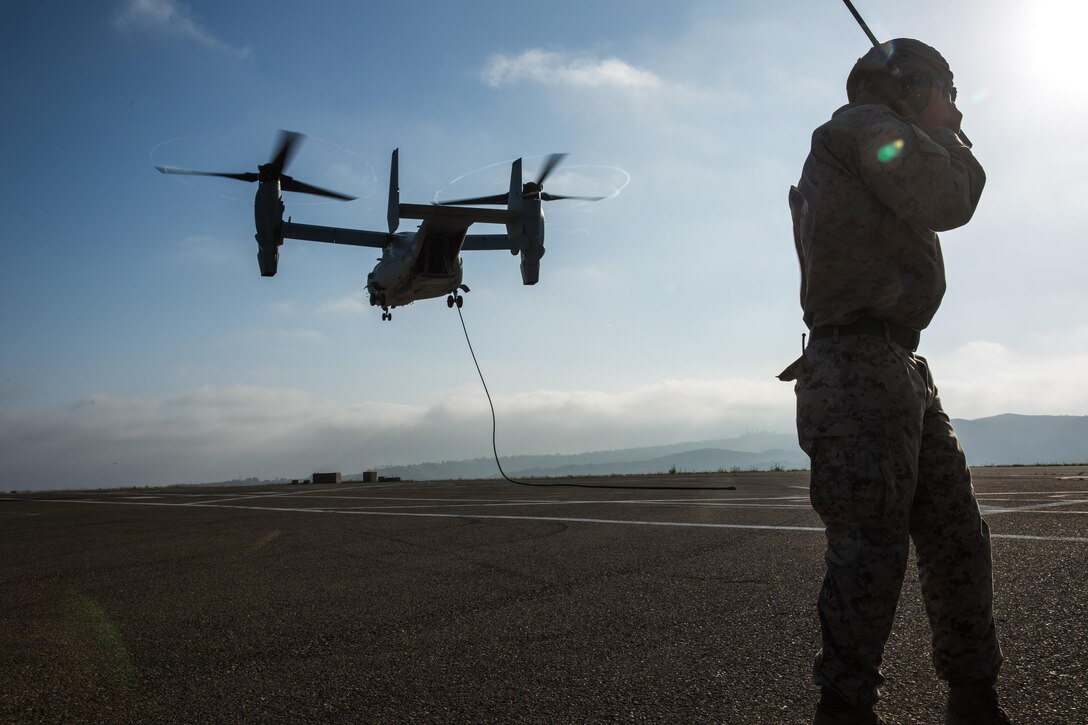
[932,336,1088,419]
[266,300,298,317]
[269,328,324,343]
[178,234,233,267]
[6,337,1088,490]
[318,292,369,316]
[0,377,795,490]
[114,0,250,58]
[234,327,325,346]
[482,49,663,92]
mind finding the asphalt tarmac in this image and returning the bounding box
[2,466,1086,724]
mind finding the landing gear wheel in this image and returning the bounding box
[381,311,392,321]
[447,295,455,308]
[455,296,464,309]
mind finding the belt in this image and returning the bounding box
[809,315,921,352]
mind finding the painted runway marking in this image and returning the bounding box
[300,497,813,512]
[976,490,1088,497]
[178,494,812,509]
[991,533,1088,542]
[981,499,1088,515]
[1020,510,1088,515]
[181,486,356,506]
[30,498,829,534]
[14,496,1088,543]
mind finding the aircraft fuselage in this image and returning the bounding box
[367,224,466,308]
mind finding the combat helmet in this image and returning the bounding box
[846,38,954,108]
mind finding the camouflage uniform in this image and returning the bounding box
[781,98,1003,708]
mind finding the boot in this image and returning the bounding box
[812,688,886,725]
[946,680,1012,725]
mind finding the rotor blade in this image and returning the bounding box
[280,175,356,200]
[155,166,258,182]
[435,193,509,206]
[536,153,568,186]
[540,192,606,202]
[269,130,303,174]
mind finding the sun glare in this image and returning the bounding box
[1020,1,1088,83]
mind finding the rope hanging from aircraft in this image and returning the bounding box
[449,278,738,492]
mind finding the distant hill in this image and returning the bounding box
[364,432,808,480]
[952,414,1088,466]
[359,415,1087,481]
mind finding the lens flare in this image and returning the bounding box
[67,592,136,690]
[877,139,905,163]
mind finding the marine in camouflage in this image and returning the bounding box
[791,335,1003,707]
[782,37,1002,711]
[791,106,984,331]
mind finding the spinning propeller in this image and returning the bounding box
[438,153,605,206]
[155,131,356,201]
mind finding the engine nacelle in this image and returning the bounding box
[520,249,541,285]
[519,198,545,285]
[254,181,285,277]
[256,243,280,277]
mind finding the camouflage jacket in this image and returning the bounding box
[790,103,985,331]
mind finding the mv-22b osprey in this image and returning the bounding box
[157,131,603,320]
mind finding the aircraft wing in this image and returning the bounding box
[399,203,521,253]
[399,203,519,227]
[461,234,520,252]
[282,221,389,248]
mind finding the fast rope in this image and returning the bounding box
[450,287,736,491]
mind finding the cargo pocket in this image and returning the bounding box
[808,436,898,529]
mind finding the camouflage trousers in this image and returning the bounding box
[785,335,1003,708]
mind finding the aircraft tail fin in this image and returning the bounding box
[506,158,524,240]
[387,148,400,235]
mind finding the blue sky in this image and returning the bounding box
[2,0,1085,489]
